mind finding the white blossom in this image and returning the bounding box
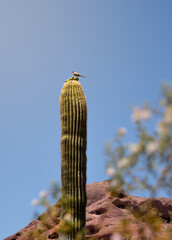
[132,107,142,122]
[31,199,40,206]
[157,121,168,135]
[128,143,140,154]
[164,106,172,124]
[110,179,119,188]
[118,127,127,137]
[141,108,151,120]
[132,107,151,122]
[106,167,116,176]
[146,141,159,155]
[63,213,72,222]
[117,157,129,169]
[110,233,123,240]
[39,190,48,198]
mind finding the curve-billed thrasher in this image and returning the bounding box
[72,71,86,78]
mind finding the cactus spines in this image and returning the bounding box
[60,79,87,239]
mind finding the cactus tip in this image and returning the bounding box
[65,76,79,82]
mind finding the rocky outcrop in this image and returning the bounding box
[4,180,172,240]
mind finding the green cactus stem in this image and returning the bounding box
[60,79,87,239]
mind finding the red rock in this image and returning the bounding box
[4,180,172,240]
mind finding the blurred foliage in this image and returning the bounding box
[106,83,172,198]
[31,181,61,219]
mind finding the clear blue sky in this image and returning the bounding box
[1,1,172,239]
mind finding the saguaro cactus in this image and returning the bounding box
[60,77,87,239]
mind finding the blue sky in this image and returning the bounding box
[1,1,172,239]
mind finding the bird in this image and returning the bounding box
[72,71,86,78]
